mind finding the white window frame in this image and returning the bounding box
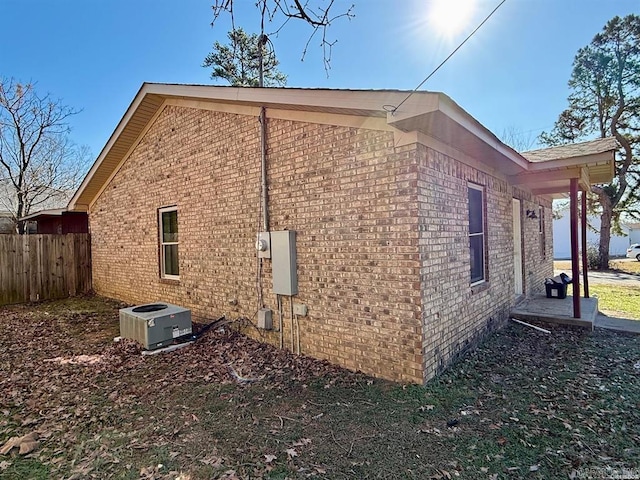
[468,183,486,286]
[159,206,180,280]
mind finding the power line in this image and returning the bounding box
[389,0,509,114]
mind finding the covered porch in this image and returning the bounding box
[508,137,618,326]
[511,295,598,329]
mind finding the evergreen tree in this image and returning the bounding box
[203,28,287,87]
[540,15,640,268]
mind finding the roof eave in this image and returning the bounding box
[387,94,529,176]
[69,83,152,211]
[69,83,603,212]
[68,85,424,211]
[20,208,67,221]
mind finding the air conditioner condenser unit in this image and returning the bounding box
[119,302,192,350]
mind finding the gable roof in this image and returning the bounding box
[68,83,617,210]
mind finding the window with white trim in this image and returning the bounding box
[159,206,179,279]
[468,184,486,284]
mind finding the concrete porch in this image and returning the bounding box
[510,295,598,329]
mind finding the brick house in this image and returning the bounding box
[68,84,614,384]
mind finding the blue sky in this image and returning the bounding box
[3,0,638,159]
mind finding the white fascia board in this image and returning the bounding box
[145,83,409,115]
[437,95,530,171]
[68,83,151,210]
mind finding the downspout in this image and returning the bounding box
[260,106,268,232]
[258,31,268,232]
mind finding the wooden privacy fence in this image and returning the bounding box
[0,234,91,306]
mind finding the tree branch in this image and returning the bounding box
[0,77,88,232]
[209,0,354,75]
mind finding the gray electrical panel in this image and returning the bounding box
[257,308,273,330]
[271,230,298,295]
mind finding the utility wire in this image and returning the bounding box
[390,0,508,114]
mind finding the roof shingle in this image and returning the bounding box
[522,137,618,163]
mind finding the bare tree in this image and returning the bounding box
[499,125,538,152]
[0,78,89,233]
[210,0,354,74]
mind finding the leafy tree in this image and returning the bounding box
[0,78,89,233]
[203,27,287,87]
[540,14,640,268]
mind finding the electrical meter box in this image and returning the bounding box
[256,231,271,259]
[271,230,298,295]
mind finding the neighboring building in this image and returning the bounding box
[0,179,72,233]
[627,223,640,246]
[20,209,89,234]
[67,84,614,384]
[0,181,16,233]
[0,213,13,234]
[553,208,630,259]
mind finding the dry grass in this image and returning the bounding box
[1,296,640,479]
[554,258,640,275]
[610,258,640,275]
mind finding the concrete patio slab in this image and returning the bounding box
[511,295,598,329]
[595,314,640,334]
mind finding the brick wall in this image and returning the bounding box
[514,187,554,297]
[90,103,553,385]
[416,146,553,382]
[91,105,424,383]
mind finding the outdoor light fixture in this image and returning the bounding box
[526,209,538,219]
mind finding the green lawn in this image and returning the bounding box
[1,296,639,479]
[590,284,640,320]
[564,282,640,320]
[554,260,640,320]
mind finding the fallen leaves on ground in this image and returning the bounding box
[0,296,360,478]
[0,432,39,455]
[1,295,639,479]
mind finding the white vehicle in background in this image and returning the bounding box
[626,244,640,261]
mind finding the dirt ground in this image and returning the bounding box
[1,296,639,479]
[0,296,366,479]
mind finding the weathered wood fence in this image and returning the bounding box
[0,234,91,306]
